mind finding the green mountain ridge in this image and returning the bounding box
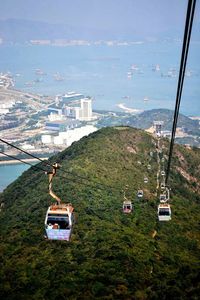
[129,109,199,133]
[97,109,200,145]
[0,127,200,299]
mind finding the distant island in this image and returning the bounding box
[0,18,199,46]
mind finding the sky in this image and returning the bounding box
[0,0,198,36]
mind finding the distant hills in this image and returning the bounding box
[0,18,199,44]
[125,109,200,136]
[0,19,76,42]
[0,127,200,299]
[0,18,141,43]
[96,109,200,147]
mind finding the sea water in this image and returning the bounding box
[0,41,199,190]
[0,41,199,115]
[0,164,30,192]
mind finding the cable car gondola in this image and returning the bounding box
[158,204,171,221]
[137,189,144,198]
[144,177,148,183]
[123,200,133,214]
[160,182,165,190]
[45,203,74,241]
[159,194,167,203]
[45,163,74,241]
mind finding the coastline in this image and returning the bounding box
[0,158,48,165]
[117,103,144,114]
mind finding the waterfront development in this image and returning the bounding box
[0,2,200,298]
[0,42,199,115]
[0,41,200,190]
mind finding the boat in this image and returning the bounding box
[155,64,160,71]
[152,64,160,71]
[53,73,65,81]
[34,78,43,83]
[127,71,132,79]
[131,64,139,71]
[24,81,34,87]
[35,69,46,76]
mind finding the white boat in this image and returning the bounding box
[53,72,65,81]
[127,71,132,78]
[35,69,46,76]
[155,64,160,71]
[131,64,138,71]
[152,64,160,71]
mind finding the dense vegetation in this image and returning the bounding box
[0,127,200,299]
[97,109,200,143]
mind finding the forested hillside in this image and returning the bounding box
[0,127,200,299]
[97,109,200,137]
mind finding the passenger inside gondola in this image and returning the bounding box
[159,208,170,216]
[47,219,70,229]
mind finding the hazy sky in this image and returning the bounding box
[0,0,196,33]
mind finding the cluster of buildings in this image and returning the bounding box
[42,92,97,147]
[0,73,14,89]
[0,100,24,131]
[47,92,93,125]
[42,125,97,147]
[0,101,15,115]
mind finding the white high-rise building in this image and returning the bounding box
[79,98,92,121]
[64,98,92,121]
[64,106,81,119]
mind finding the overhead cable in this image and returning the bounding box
[165,0,196,184]
[0,138,123,192]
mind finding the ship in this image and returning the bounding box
[53,73,65,81]
[127,71,132,79]
[152,64,160,71]
[24,81,34,87]
[131,64,139,71]
[35,69,47,76]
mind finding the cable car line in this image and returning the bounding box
[0,1,196,228]
[0,139,156,208]
[0,138,48,165]
[0,138,124,193]
[0,151,47,172]
[0,150,106,192]
[0,149,125,197]
[0,143,149,205]
[165,0,196,185]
